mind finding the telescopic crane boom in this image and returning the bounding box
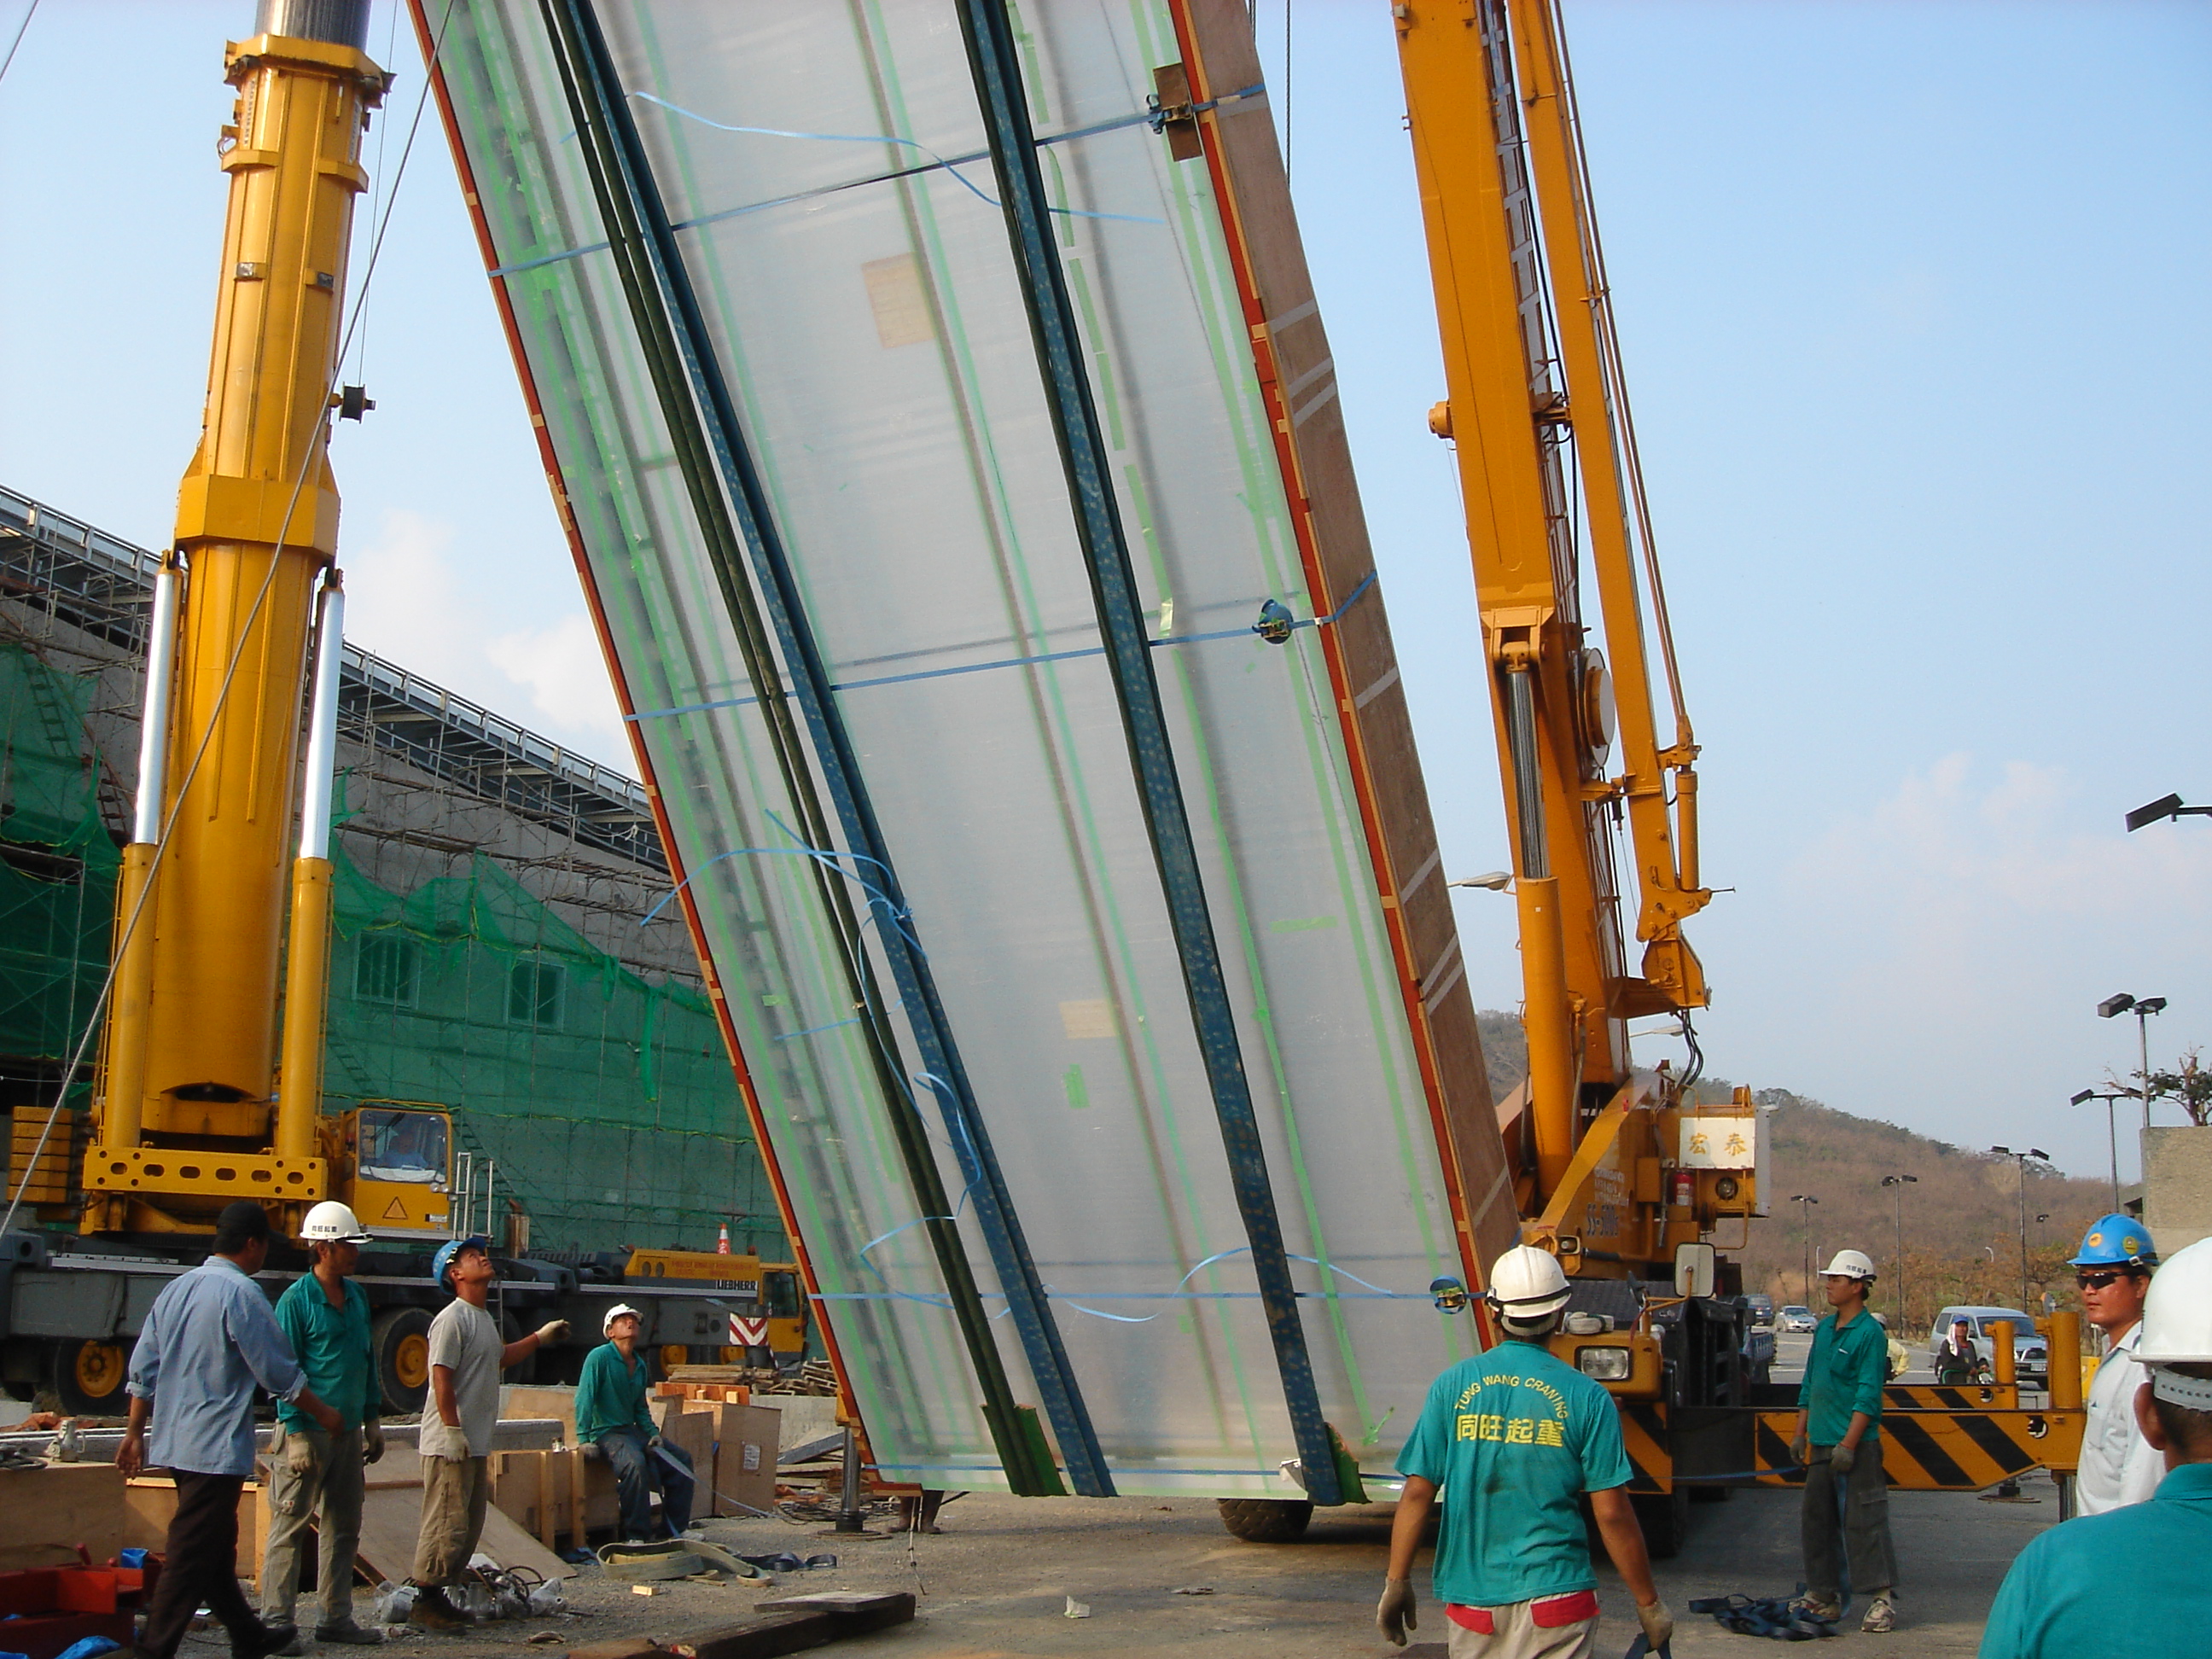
[1394,0,1718,1237]
[87,0,388,1237]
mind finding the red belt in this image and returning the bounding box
[1445,1589,1601,1634]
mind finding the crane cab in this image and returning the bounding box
[329,1102,452,1238]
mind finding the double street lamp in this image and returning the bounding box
[2070,1087,2130,1212]
[1989,1146,2050,1315]
[2098,992,2168,1131]
[1882,1174,1918,1332]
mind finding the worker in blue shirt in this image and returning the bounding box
[119,1201,341,1659]
[1791,1248,1898,1633]
[1981,1234,2212,1658]
[1378,1246,1672,1657]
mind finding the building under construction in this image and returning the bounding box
[0,483,778,1259]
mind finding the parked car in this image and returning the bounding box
[1745,1294,1777,1328]
[1779,1305,1817,1332]
[1927,1305,2048,1383]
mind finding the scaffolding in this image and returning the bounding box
[0,485,775,1255]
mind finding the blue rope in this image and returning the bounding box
[622,579,1378,725]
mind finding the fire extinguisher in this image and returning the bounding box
[1669,1170,1694,1209]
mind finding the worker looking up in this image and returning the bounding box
[1980,1235,2212,1657]
[1377,1246,1671,1657]
[2070,1212,2162,1514]
[261,1202,385,1650]
[119,1201,342,1659]
[406,1237,568,1633]
[575,1302,696,1541]
[1790,1249,1899,1633]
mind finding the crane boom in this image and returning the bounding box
[1394,0,1710,1218]
[87,0,387,1235]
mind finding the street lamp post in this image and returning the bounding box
[2071,1088,2129,1213]
[1882,1174,1918,1333]
[2099,992,2168,1132]
[1789,1193,1819,1302]
[1990,1146,2050,1314]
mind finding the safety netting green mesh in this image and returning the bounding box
[0,643,116,1111]
[323,844,780,1255]
[0,639,775,1255]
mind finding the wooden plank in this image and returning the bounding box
[666,1593,915,1659]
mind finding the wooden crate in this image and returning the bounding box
[122,1477,267,1585]
[488,1447,617,1546]
[0,1464,126,1571]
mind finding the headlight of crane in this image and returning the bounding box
[1576,1347,1633,1382]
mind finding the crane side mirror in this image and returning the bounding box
[1429,1276,1469,1314]
[1674,1243,1716,1299]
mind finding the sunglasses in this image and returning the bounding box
[2076,1270,2139,1290]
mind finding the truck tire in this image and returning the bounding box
[1216,1499,1313,1543]
[373,1307,434,1415]
[54,1338,132,1417]
[1630,1490,1691,1559]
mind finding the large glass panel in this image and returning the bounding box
[431,0,1480,1497]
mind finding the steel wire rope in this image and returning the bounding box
[1,1,458,1237]
[1539,0,1691,749]
[0,0,39,86]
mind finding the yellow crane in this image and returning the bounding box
[1390,0,2082,1545]
[85,0,410,1239]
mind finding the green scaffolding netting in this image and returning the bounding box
[0,639,776,1256]
[323,844,780,1254]
[0,642,116,1105]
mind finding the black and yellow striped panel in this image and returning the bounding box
[1883,1383,2015,1412]
[1749,1410,2082,1490]
[1621,1401,1671,1493]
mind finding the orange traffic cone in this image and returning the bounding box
[716,1224,731,1255]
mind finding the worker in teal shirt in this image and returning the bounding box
[575,1302,693,1540]
[1792,1249,1898,1633]
[1377,1248,1671,1656]
[263,1202,384,1648]
[1981,1235,2212,1658]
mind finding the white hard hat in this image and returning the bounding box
[1821,1249,1877,1281]
[1486,1245,1573,1320]
[301,1201,372,1244]
[2134,1237,2212,1367]
[602,1302,643,1334]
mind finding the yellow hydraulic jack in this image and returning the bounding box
[88,1,387,1237]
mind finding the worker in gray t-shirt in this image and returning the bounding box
[406,1237,568,1632]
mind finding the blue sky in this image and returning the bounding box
[3,2,2208,1192]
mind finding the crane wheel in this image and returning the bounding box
[54,1338,131,1416]
[373,1307,434,1415]
[1215,1499,1314,1543]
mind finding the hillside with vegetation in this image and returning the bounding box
[1473,1013,2111,1336]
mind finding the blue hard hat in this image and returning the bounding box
[2070,1213,2157,1268]
[431,1235,492,1289]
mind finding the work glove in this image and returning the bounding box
[647,1431,665,1452]
[1637,1598,1674,1649]
[286,1428,317,1476]
[1830,1442,1856,1476]
[1376,1578,1417,1647]
[1790,1433,1809,1469]
[363,1421,384,1464]
[535,1320,571,1346]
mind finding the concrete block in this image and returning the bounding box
[2143,1126,2212,1255]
